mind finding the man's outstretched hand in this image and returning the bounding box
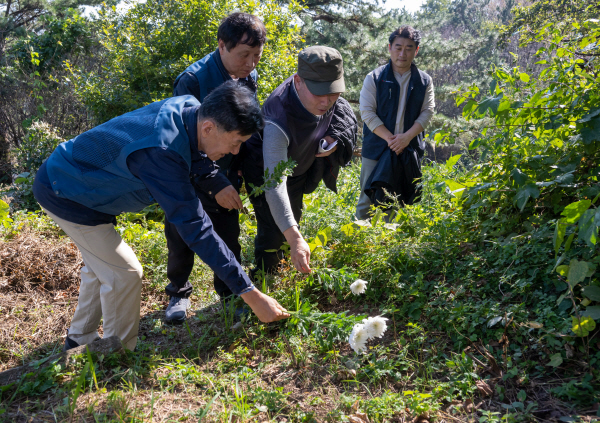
[240,289,289,323]
[283,226,311,273]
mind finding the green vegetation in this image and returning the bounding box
[1,0,600,421]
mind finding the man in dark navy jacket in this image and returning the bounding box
[33,82,288,352]
[356,26,435,219]
[166,12,266,324]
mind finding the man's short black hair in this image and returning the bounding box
[198,80,264,136]
[388,26,421,47]
[217,12,266,51]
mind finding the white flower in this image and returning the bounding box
[363,316,389,339]
[350,279,368,295]
[348,323,369,354]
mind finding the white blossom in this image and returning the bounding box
[363,316,388,339]
[350,279,368,295]
[348,323,369,354]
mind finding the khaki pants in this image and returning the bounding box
[43,209,143,350]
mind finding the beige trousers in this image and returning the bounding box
[44,209,143,350]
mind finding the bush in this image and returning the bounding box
[67,0,303,122]
[16,121,64,174]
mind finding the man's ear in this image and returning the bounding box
[200,119,216,137]
[218,39,226,53]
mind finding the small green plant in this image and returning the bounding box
[247,157,297,197]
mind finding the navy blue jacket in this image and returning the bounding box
[33,100,254,296]
[362,62,431,161]
[174,49,258,213]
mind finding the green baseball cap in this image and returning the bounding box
[297,46,345,95]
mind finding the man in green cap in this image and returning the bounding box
[243,46,357,275]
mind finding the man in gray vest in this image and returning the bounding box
[356,26,435,219]
[244,46,357,275]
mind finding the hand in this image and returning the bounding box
[215,185,242,210]
[240,289,289,322]
[283,226,311,273]
[315,135,338,158]
[387,133,412,155]
[315,144,338,158]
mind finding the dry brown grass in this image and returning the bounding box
[0,231,82,293]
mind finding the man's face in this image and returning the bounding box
[197,120,250,161]
[388,37,419,73]
[218,38,263,79]
[293,74,341,116]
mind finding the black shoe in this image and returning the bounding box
[63,335,80,352]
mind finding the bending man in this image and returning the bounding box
[33,82,288,351]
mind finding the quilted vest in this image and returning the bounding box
[173,49,258,104]
[45,95,199,215]
[362,61,431,161]
[245,76,335,177]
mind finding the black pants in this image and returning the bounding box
[244,161,306,275]
[164,209,241,299]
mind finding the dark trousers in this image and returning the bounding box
[164,209,241,299]
[244,161,306,274]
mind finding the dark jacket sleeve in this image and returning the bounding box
[304,97,358,194]
[324,97,358,167]
[127,147,254,295]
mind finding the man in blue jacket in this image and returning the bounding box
[33,82,289,351]
[166,12,265,323]
[356,26,435,219]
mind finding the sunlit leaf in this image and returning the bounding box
[572,315,596,337]
[561,200,591,224]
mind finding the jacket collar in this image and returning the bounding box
[383,61,423,87]
[213,49,232,82]
[182,105,208,161]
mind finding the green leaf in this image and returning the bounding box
[572,315,596,337]
[0,200,9,224]
[477,94,503,116]
[567,259,590,287]
[554,220,567,255]
[582,306,600,320]
[556,293,567,306]
[518,73,530,83]
[581,118,600,145]
[582,285,600,301]
[564,233,575,252]
[561,200,592,224]
[341,222,356,237]
[445,180,467,199]
[578,209,599,248]
[445,154,462,171]
[511,168,528,187]
[513,183,540,211]
[547,353,563,367]
[468,139,480,150]
[577,108,600,123]
[556,265,569,277]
